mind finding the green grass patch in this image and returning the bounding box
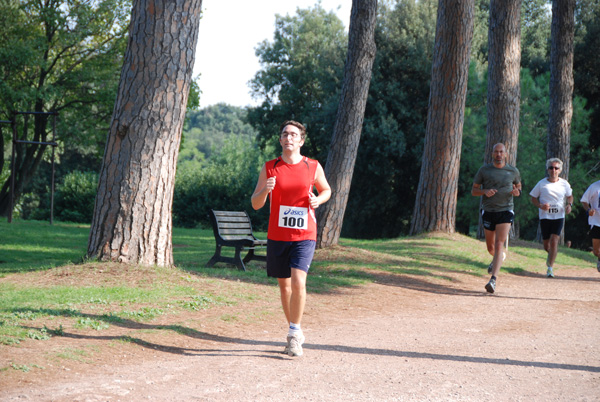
[117,307,165,322]
[177,294,232,311]
[75,317,110,331]
[26,327,51,340]
[9,363,32,372]
[0,220,89,274]
[53,347,94,363]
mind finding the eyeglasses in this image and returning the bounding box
[548,166,560,170]
[280,132,300,139]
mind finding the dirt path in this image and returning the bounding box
[2,267,599,401]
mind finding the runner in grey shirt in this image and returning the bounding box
[472,143,522,293]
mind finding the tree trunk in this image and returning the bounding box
[477,0,522,240]
[540,0,575,246]
[87,0,202,266]
[547,0,575,179]
[409,0,475,235]
[316,0,377,248]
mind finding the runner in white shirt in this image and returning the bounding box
[530,158,573,277]
[580,178,600,273]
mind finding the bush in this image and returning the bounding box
[55,171,98,223]
[173,137,269,229]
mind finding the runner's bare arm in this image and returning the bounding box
[309,163,331,209]
[251,164,275,210]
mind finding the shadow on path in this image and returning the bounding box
[27,325,599,374]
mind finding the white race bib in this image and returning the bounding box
[278,205,308,230]
[548,204,561,215]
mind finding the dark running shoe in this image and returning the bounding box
[487,262,493,274]
[485,278,496,293]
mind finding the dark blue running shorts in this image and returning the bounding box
[590,225,600,240]
[481,210,514,231]
[266,239,316,278]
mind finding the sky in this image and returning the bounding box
[193,1,352,109]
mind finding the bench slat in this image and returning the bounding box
[215,216,251,223]
[212,210,247,215]
[218,222,252,232]
[219,232,253,237]
[221,235,257,241]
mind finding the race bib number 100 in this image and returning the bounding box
[278,206,308,230]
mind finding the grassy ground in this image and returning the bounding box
[0,219,596,349]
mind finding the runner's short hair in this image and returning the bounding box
[280,120,307,140]
[546,157,563,170]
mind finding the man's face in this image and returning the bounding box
[492,145,506,164]
[279,125,304,150]
[548,163,561,179]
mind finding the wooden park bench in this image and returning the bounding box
[206,210,267,271]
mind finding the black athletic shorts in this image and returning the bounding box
[266,239,316,278]
[591,225,600,240]
[481,210,514,231]
[540,218,564,240]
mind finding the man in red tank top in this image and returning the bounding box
[251,120,331,357]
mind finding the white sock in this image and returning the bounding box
[288,322,301,336]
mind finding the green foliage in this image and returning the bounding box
[470,0,490,68]
[173,137,268,229]
[247,4,348,162]
[54,170,99,223]
[0,0,130,215]
[14,169,98,223]
[470,0,552,75]
[574,0,600,151]
[521,0,552,75]
[342,0,436,238]
[187,76,201,112]
[0,0,130,130]
[180,103,259,164]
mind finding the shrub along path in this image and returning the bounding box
[1,259,599,401]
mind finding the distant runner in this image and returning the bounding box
[580,178,600,273]
[472,143,522,293]
[529,158,573,278]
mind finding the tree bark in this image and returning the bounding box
[316,0,378,248]
[547,0,575,179]
[537,0,575,246]
[409,0,475,235]
[477,0,522,240]
[87,0,202,266]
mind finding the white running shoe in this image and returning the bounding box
[546,267,554,278]
[287,332,305,357]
